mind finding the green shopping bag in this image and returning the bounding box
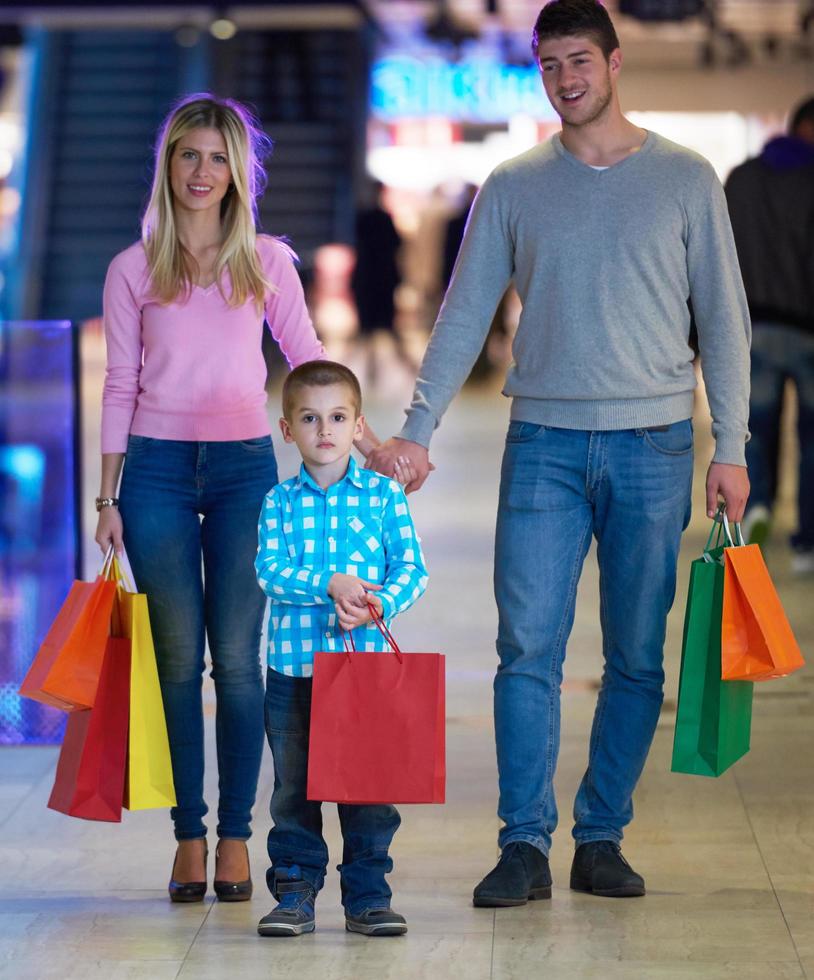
[671,517,753,777]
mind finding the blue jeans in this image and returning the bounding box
[264,668,401,915]
[493,421,693,855]
[119,435,278,841]
[747,322,814,549]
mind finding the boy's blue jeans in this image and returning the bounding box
[119,435,278,841]
[264,668,401,915]
[746,321,814,550]
[493,421,694,856]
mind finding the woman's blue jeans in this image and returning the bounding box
[119,435,278,841]
[493,421,693,856]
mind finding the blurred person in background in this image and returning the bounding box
[725,96,814,573]
[350,180,406,385]
[369,0,750,906]
[94,94,329,903]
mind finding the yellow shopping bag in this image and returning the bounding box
[112,562,176,810]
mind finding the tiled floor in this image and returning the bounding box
[1,343,811,979]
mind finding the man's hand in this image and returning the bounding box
[366,437,432,493]
[327,573,381,606]
[706,462,750,523]
[335,594,384,632]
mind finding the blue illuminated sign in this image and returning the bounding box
[371,56,557,122]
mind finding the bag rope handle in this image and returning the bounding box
[339,603,404,664]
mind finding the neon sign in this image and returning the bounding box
[371,56,558,122]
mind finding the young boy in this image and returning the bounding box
[254,360,428,937]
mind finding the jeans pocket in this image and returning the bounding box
[126,434,156,455]
[238,435,273,453]
[505,421,545,444]
[641,420,694,456]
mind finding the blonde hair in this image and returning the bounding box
[142,93,273,308]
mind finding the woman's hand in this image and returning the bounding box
[95,507,124,556]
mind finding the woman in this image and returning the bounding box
[95,94,331,902]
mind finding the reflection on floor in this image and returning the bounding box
[2,344,812,979]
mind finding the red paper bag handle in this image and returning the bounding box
[367,604,404,663]
[338,604,404,664]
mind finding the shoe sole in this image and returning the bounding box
[473,886,552,907]
[257,921,315,937]
[216,892,253,903]
[345,921,408,936]
[169,893,205,904]
[570,878,645,898]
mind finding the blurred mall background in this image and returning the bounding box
[0,3,812,976]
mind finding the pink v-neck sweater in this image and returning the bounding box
[101,235,324,453]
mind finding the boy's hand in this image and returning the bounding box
[327,572,382,606]
[335,594,384,632]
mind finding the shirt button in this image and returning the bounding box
[324,631,331,639]
[329,537,335,544]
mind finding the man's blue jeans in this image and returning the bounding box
[747,322,814,550]
[119,435,278,841]
[264,669,401,915]
[493,421,693,856]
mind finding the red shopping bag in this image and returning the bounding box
[47,636,131,821]
[307,611,445,804]
[721,542,805,681]
[19,550,118,711]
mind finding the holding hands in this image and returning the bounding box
[367,438,433,494]
[328,573,384,632]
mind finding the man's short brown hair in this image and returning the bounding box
[282,360,363,420]
[532,0,620,62]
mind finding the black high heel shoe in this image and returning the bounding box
[168,841,208,903]
[214,839,253,902]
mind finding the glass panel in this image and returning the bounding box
[0,319,79,744]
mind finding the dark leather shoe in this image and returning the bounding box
[570,841,645,897]
[473,842,552,907]
[169,842,208,903]
[214,840,253,902]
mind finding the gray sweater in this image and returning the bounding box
[400,131,751,466]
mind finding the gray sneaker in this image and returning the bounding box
[345,907,407,936]
[257,880,316,937]
[791,547,814,576]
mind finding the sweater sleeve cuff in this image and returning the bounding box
[712,432,748,467]
[397,407,436,448]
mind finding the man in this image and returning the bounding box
[725,96,814,573]
[368,0,750,904]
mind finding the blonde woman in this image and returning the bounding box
[95,94,329,902]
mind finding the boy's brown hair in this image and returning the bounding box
[282,360,363,420]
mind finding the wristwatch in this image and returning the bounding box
[95,497,119,512]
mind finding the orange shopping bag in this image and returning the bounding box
[720,514,805,682]
[18,548,118,711]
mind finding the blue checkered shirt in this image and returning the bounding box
[256,457,428,677]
